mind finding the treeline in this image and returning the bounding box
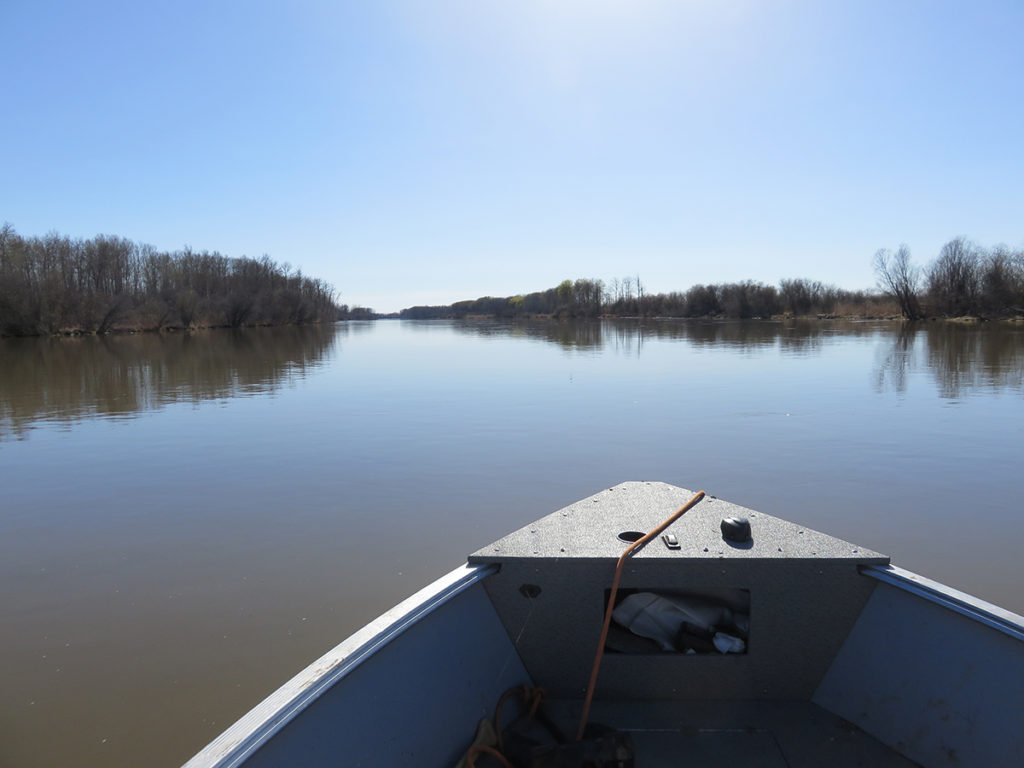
[400,279,605,320]
[602,279,893,319]
[0,223,347,336]
[874,237,1024,320]
[401,237,1024,321]
[401,277,895,320]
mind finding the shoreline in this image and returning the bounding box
[0,319,338,340]
[389,313,1024,324]
[4,314,1022,340]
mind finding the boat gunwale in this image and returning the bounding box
[181,562,497,768]
[861,564,1024,642]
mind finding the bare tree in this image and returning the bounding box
[874,245,924,320]
[779,278,825,315]
[982,245,1024,315]
[926,236,980,316]
[0,224,341,335]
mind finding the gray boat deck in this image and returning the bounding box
[183,481,1021,768]
[469,483,919,766]
[471,482,889,703]
[543,699,919,767]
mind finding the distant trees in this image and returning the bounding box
[874,245,925,320]
[338,305,376,320]
[567,278,604,317]
[875,238,1024,319]
[380,235,1024,323]
[0,224,342,336]
[779,279,832,316]
[983,246,1024,316]
[682,284,719,317]
[600,278,884,319]
[717,281,780,319]
[926,237,978,317]
[399,276,897,321]
[400,277,606,320]
[400,236,1024,323]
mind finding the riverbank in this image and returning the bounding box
[8,312,1021,339]
[0,319,338,339]
[0,225,342,338]
[390,311,1024,324]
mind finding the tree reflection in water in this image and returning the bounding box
[4,319,1021,441]
[0,325,344,440]
[874,321,1024,398]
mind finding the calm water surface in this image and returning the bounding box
[1,319,1022,768]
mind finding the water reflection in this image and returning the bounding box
[4,320,1021,441]
[445,317,1024,397]
[0,325,341,440]
[439,318,606,350]
[874,325,919,395]
[924,323,1024,399]
[444,317,891,354]
[874,322,1024,398]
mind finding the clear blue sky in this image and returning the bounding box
[2,1,1021,313]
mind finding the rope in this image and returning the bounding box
[493,686,545,753]
[574,490,706,741]
[462,685,546,768]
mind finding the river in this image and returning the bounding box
[1,319,1021,767]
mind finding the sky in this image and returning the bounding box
[2,1,1022,313]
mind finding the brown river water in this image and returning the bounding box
[1,319,1021,767]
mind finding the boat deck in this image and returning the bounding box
[542,700,920,768]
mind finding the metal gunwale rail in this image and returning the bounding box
[861,564,1024,643]
[183,563,497,768]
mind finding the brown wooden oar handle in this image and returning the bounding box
[575,490,706,741]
